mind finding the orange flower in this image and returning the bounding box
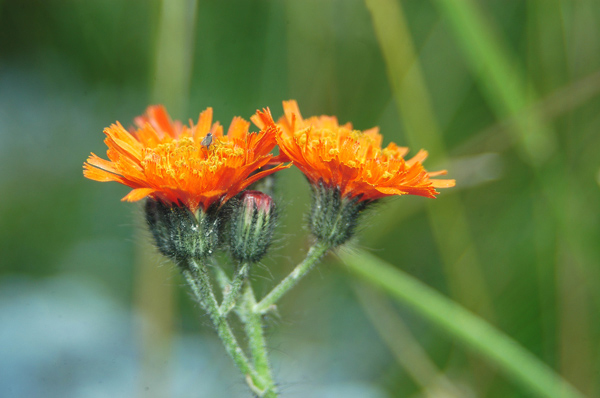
[84,105,289,213]
[253,100,455,202]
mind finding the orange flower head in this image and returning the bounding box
[253,100,455,202]
[84,105,289,213]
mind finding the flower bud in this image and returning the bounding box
[309,180,368,248]
[229,191,277,263]
[145,199,220,262]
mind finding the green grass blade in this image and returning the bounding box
[432,0,555,166]
[339,249,585,398]
[353,284,465,397]
[135,1,198,395]
[364,0,493,318]
[152,0,198,115]
[435,4,597,394]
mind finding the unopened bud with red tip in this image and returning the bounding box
[229,190,277,263]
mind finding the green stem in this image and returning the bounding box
[180,259,268,395]
[340,249,585,398]
[254,241,330,314]
[239,285,278,397]
[213,261,231,291]
[219,263,249,316]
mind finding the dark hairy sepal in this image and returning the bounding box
[309,180,369,248]
[145,199,220,262]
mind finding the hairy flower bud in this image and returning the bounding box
[145,199,220,262]
[229,191,277,263]
[309,180,368,248]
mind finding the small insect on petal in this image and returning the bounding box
[84,105,289,214]
[201,133,213,150]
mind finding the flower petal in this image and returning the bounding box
[85,105,288,213]
[273,100,455,202]
[122,188,157,202]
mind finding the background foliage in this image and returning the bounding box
[1,1,599,397]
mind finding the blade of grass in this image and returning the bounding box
[135,1,197,397]
[353,284,467,398]
[548,2,598,394]
[525,1,568,391]
[432,0,555,166]
[285,0,336,112]
[339,249,585,398]
[454,69,600,156]
[429,0,587,266]
[428,3,597,395]
[364,0,493,320]
[151,0,197,115]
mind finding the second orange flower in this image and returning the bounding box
[254,100,455,203]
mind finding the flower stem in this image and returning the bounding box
[239,284,278,397]
[180,258,268,394]
[213,261,231,291]
[219,262,249,316]
[254,241,330,314]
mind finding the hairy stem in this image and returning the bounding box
[239,284,278,397]
[180,258,270,395]
[219,262,249,316]
[254,241,330,314]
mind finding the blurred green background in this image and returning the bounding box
[1,0,599,397]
